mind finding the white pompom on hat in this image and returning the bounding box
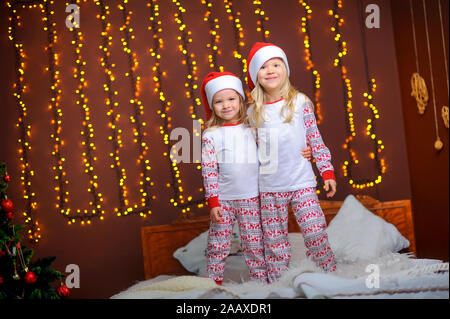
[246,42,290,90]
[200,71,245,121]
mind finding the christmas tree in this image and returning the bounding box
[0,162,69,299]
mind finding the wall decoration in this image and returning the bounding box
[7,0,41,241]
[67,0,105,223]
[252,0,270,42]
[147,0,205,214]
[298,0,322,124]
[202,0,223,72]
[409,0,429,115]
[330,0,386,190]
[438,0,449,130]
[223,1,247,83]
[117,0,156,216]
[422,0,443,151]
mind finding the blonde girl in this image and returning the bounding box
[246,42,337,283]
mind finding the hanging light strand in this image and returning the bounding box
[7,1,41,242]
[299,0,323,124]
[173,0,207,210]
[202,0,223,72]
[172,0,202,120]
[118,0,154,217]
[252,0,269,41]
[94,0,130,216]
[223,1,247,83]
[147,0,205,212]
[66,0,105,224]
[147,0,180,207]
[41,0,70,225]
[330,0,386,189]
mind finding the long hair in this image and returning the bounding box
[249,60,301,127]
[205,93,249,130]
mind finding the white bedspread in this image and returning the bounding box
[111,253,449,299]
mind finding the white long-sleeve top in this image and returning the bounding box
[248,93,335,192]
[201,123,259,208]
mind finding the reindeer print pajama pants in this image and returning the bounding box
[260,187,337,283]
[206,196,267,283]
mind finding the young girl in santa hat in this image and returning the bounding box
[200,71,267,285]
[246,42,337,283]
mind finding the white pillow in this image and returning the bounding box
[326,195,410,263]
[173,231,208,274]
[173,223,241,275]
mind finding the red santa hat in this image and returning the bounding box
[200,71,245,121]
[246,42,290,90]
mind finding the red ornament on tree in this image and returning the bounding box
[3,174,11,183]
[0,198,14,212]
[57,283,70,298]
[0,275,3,284]
[6,211,13,220]
[24,271,37,284]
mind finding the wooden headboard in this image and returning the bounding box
[141,196,415,280]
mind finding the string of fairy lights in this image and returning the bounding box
[117,0,154,217]
[330,0,386,189]
[252,0,270,42]
[7,0,41,242]
[172,0,202,121]
[66,0,105,224]
[147,0,205,213]
[298,0,323,124]
[41,0,69,222]
[5,1,391,238]
[223,1,247,83]
[202,0,223,72]
[94,0,129,216]
[357,0,385,185]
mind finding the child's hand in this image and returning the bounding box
[302,144,312,161]
[210,207,223,224]
[324,179,337,198]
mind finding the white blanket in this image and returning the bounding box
[111,253,449,299]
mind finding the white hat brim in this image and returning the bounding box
[249,45,290,87]
[204,75,245,109]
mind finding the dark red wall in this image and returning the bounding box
[391,0,449,262]
[0,0,446,298]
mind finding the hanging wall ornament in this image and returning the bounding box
[409,0,428,115]
[442,107,449,129]
[422,0,443,151]
[438,0,449,129]
[411,73,428,114]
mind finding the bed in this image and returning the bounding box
[111,195,448,299]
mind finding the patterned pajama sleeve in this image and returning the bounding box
[201,136,220,209]
[302,98,335,181]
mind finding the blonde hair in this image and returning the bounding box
[206,93,249,129]
[249,60,300,127]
